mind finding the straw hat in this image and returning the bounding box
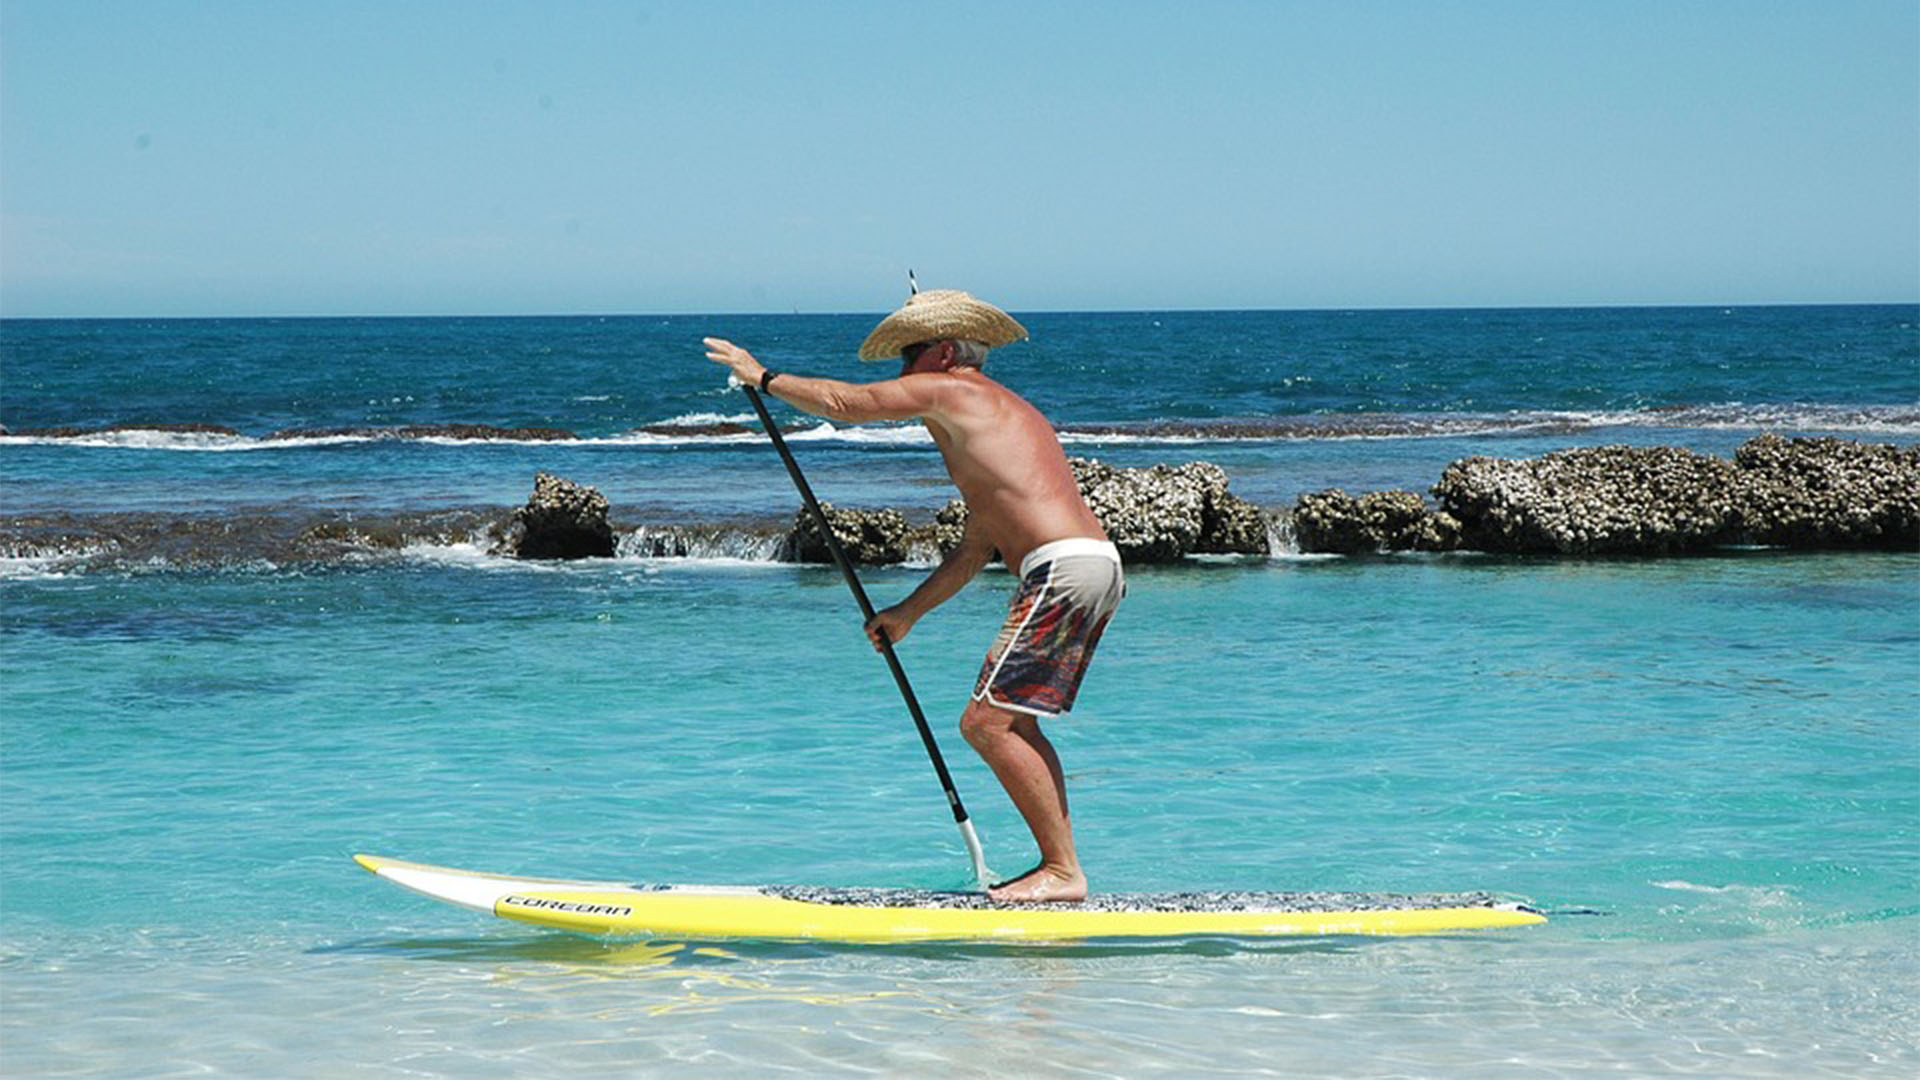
[856,289,1028,362]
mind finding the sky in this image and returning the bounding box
[1,1,1916,317]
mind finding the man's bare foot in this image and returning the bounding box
[987,864,1088,903]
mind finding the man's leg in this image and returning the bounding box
[959,697,1087,902]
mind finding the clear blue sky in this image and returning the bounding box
[2,1,1915,317]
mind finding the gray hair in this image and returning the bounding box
[948,339,990,368]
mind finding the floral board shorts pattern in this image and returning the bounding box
[972,538,1125,717]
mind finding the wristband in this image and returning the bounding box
[759,370,781,393]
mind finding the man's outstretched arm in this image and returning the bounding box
[704,337,939,423]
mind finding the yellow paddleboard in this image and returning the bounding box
[354,855,1545,943]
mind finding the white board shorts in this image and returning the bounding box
[971,538,1124,717]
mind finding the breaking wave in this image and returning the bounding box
[3,403,1913,453]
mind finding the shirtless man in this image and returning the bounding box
[704,289,1123,902]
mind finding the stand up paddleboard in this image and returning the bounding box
[354,855,1545,942]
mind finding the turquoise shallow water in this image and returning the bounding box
[3,306,1915,1075]
[3,550,1916,1076]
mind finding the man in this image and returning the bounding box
[704,288,1123,902]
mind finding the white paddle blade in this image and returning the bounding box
[959,818,992,892]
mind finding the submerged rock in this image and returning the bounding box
[496,472,615,559]
[269,423,577,441]
[11,422,242,438]
[0,508,496,571]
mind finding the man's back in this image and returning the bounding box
[918,369,1107,571]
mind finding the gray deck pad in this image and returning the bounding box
[763,886,1510,913]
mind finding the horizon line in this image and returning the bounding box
[2,298,1917,322]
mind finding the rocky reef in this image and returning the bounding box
[1073,459,1271,562]
[0,508,497,570]
[3,422,578,442]
[781,457,1274,566]
[10,438,1909,574]
[1733,434,1919,549]
[3,422,243,439]
[271,423,577,442]
[491,472,616,559]
[787,503,916,565]
[1293,435,1919,555]
[1292,489,1461,555]
[1433,445,1741,555]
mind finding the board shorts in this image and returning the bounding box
[972,537,1124,718]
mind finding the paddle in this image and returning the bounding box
[740,383,993,892]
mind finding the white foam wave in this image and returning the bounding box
[1650,880,1799,902]
[4,402,1911,454]
[618,524,786,561]
[0,430,608,452]
[1650,879,1806,918]
[1264,512,1298,557]
[604,429,765,446]
[0,556,73,581]
[397,537,797,572]
[620,554,795,570]
[1057,405,1920,444]
[646,411,756,427]
[783,422,931,445]
[1,431,371,452]
[605,421,935,447]
[1057,430,1217,445]
[399,540,563,571]
[1533,404,1919,435]
[1650,879,1810,931]
[1642,403,1920,434]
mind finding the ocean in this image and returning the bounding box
[2,305,1916,1077]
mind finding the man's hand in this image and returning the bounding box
[864,605,917,652]
[704,337,767,388]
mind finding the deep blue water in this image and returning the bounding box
[1,304,1914,523]
[5,305,1917,436]
[1,306,1916,1078]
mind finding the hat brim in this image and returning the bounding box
[857,291,1028,362]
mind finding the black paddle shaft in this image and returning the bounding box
[741,384,974,826]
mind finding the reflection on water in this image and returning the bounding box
[318,929,1381,968]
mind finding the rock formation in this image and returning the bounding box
[269,423,576,441]
[1070,459,1209,562]
[10,422,242,438]
[787,503,914,565]
[1292,489,1461,555]
[1045,458,1269,562]
[495,472,616,559]
[818,457,1273,566]
[1734,434,1919,550]
[1433,445,1741,555]
[1290,436,1919,556]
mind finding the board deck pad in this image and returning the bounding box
[355,855,1545,942]
[765,885,1508,913]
